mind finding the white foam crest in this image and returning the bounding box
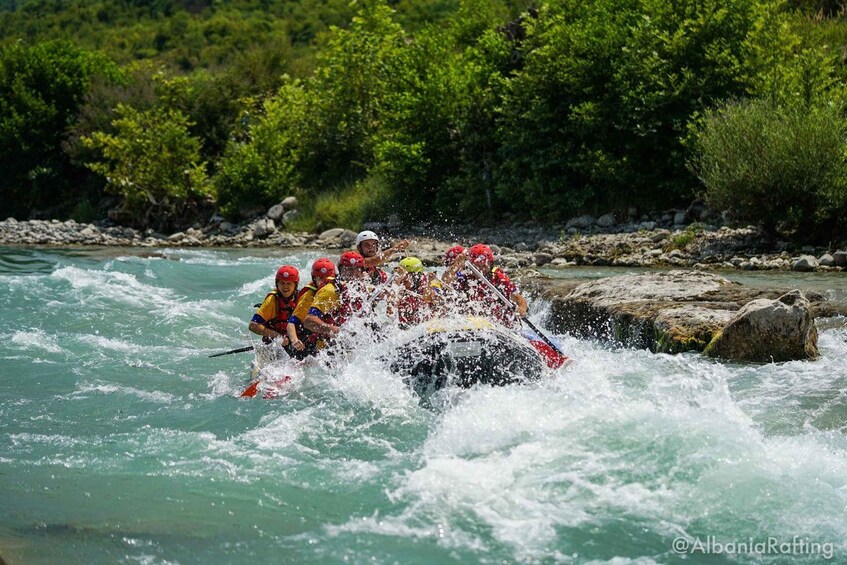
[51,265,176,310]
[237,276,272,297]
[10,328,64,354]
[8,432,86,449]
[75,383,176,404]
[323,511,488,553]
[240,408,320,451]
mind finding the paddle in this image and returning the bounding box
[208,345,254,358]
[240,378,262,397]
[463,259,567,358]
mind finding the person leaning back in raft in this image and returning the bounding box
[286,257,336,359]
[249,265,300,350]
[452,244,528,327]
[303,252,368,349]
[391,256,443,329]
[355,230,410,286]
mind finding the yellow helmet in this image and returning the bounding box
[399,256,424,273]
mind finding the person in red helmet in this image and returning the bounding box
[441,244,467,288]
[304,251,368,348]
[286,258,337,358]
[454,244,527,326]
[249,265,300,345]
[443,245,466,267]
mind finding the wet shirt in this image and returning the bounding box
[308,282,342,321]
[289,283,320,329]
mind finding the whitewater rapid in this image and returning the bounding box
[1,247,845,564]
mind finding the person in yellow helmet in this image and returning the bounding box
[392,256,442,328]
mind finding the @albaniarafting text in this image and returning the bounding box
[672,536,834,559]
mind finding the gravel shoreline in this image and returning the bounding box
[1,217,845,273]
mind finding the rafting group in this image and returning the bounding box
[246,230,555,360]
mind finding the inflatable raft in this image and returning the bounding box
[386,316,552,401]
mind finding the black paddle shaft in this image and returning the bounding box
[463,260,565,356]
[208,345,254,358]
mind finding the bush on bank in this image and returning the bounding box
[2,0,847,243]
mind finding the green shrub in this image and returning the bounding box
[289,175,393,233]
[688,97,847,237]
[82,103,212,229]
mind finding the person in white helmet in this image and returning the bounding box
[355,230,410,285]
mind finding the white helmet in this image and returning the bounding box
[355,230,379,247]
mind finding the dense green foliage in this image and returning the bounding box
[0,40,119,218]
[3,0,847,241]
[689,99,847,238]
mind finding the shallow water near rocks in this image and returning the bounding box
[1,247,846,564]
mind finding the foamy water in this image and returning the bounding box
[1,246,846,564]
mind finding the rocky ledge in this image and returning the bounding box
[522,270,845,362]
[1,216,845,274]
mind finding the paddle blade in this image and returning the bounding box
[240,380,260,398]
[529,339,569,369]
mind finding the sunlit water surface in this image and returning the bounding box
[1,247,846,564]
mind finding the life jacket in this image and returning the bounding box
[397,274,435,328]
[365,265,388,286]
[463,267,516,326]
[263,290,297,333]
[293,283,320,345]
[321,276,365,328]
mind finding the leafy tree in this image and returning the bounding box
[214,80,308,219]
[0,40,119,218]
[496,0,755,221]
[82,103,212,228]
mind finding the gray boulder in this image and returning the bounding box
[522,270,827,361]
[673,210,688,225]
[319,228,345,240]
[704,290,818,362]
[596,213,617,228]
[833,250,847,267]
[533,252,554,266]
[792,255,818,272]
[254,218,276,238]
[281,196,299,209]
[266,204,284,221]
[281,210,299,225]
[566,215,595,230]
[339,229,358,247]
[819,253,835,267]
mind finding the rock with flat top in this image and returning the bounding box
[704,290,818,361]
[522,270,824,361]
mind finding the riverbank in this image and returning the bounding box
[1,216,845,273]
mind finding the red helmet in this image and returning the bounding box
[338,251,364,268]
[469,244,494,264]
[311,257,336,279]
[444,245,465,266]
[275,265,300,283]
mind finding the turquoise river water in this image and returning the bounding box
[2,247,846,564]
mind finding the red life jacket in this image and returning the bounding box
[296,282,319,303]
[397,274,433,327]
[321,276,365,327]
[263,290,297,333]
[365,265,388,286]
[463,267,517,326]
